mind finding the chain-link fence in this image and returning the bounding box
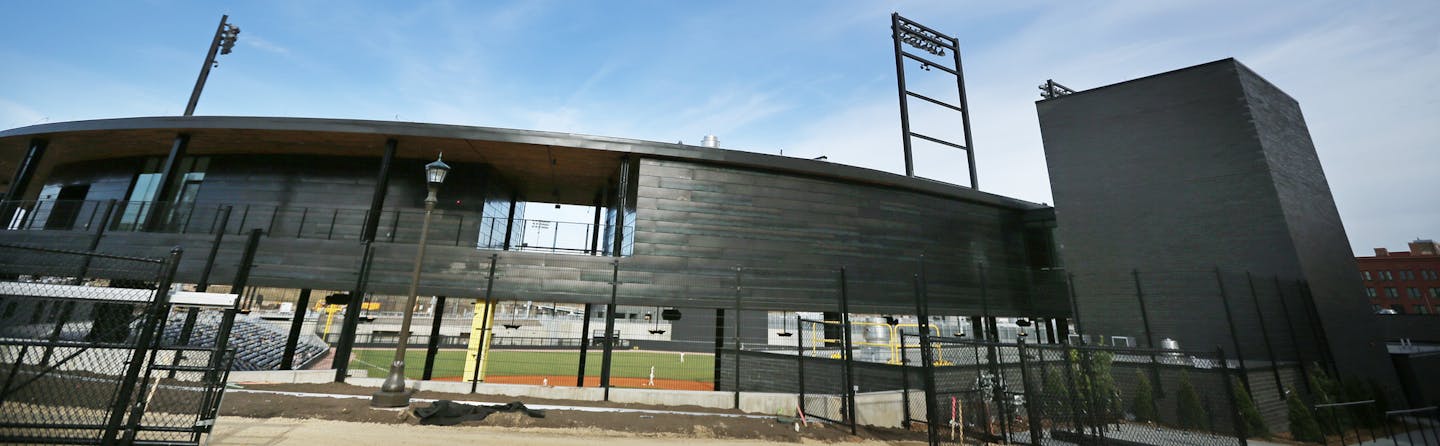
[911,336,1247,446]
[0,243,235,445]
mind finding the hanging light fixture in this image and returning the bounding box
[777,311,794,337]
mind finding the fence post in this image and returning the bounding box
[37,301,76,367]
[838,267,857,434]
[1132,270,1165,396]
[421,295,446,380]
[106,246,183,444]
[1245,271,1285,403]
[1217,346,1250,445]
[1018,338,1044,445]
[1271,275,1312,395]
[733,267,743,410]
[335,242,376,383]
[796,315,806,419]
[1214,268,1253,394]
[712,309,725,392]
[470,254,498,393]
[231,229,263,304]
[900,331,912,427]
[195,206,232,292]
[577,303,593,387]
[913,272,939,446]
[73,199,116,282]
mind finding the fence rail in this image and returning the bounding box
[1,199,611,254]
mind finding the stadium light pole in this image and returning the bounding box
[372,154,450,408]
[185,15,240,116]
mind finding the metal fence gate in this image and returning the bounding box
[797,317,857,432]
[0,243,236,445]
[917,336,1249,446]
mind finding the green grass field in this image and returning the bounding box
[350,349,714,382]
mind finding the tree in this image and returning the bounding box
[1176,372,1209,430]
[1233,382,1268,437]
[1287,389,1324,443]
[1131,370,1158,423]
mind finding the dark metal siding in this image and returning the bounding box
[1037,59,1395,386]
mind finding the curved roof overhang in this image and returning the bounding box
[0,116,1047,210]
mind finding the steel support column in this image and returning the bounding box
[281,289,312,370]
[600,260,619,400]
[3,138,47,225]
[362,139,397,242]
[143,134,190,231]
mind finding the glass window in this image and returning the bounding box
[1381,271,1393,281]
[1409,287,1422,298]
[1431,288,1440,298]
[1402,270,1415,280]
[1386,287,1399,298]
[1414,305,1429,315]
[1362,271,1372,281]
[1365,288,1377,298]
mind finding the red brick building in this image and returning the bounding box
[1358,239,1440,315]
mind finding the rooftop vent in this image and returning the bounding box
[701,135,719,148]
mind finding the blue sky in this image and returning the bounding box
[2,0,1436,255]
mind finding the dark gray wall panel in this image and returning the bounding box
[1037,58,1395,387]
[633,158,1049,316]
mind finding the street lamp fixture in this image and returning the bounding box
[372,153,450,408]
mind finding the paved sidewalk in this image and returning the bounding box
[208,417,919,445]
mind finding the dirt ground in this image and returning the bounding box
[218,382,930,444]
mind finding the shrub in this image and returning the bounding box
[1233,382,1268,437]
[1131,370,1158,422]
[1176,372,1209,430]
[1306,367,1349,434]
[1287,389,1325,443]
[1042,366,1072,420]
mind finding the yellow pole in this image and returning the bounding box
[463,300,496,382]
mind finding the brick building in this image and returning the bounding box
[1359,239,1440,315]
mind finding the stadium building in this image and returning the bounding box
[0,58,1408,407]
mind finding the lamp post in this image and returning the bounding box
[372,154,450,408]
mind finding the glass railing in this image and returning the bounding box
[0,199,615,255]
